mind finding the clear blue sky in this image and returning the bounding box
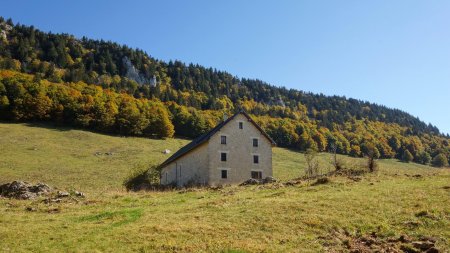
[2,0,450,134]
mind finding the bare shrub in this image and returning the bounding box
[367,155,378,173]
[304,148,319,178]
[364,143,379,173]
[330,144,344,172]
[330,160,368,177]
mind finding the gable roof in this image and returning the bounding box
[157,110,276,170]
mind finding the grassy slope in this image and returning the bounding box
[0,123,449,252]
[0,122,189,192]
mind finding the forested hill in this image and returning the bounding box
[0,17,440,135]
[0,17,449,166]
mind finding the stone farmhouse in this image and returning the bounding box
[158,111,276,187]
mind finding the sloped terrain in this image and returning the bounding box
[0,123,449,252]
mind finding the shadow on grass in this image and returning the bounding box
[1,120,197,142]
[1,120,131,138]
[78,208,144,227]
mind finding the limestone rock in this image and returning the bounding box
[57,191,70,198]
[263,176,277,184]
[0,181,52,200]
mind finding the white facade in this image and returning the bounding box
[159,112,274,187]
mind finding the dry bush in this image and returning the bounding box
[367,155,379,173]
[331,160,368,176]
[329,144,345,171]
[304,149,320,178]
[364,143,379,173]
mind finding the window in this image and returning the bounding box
[253,138,259,147]
[221,135,227,144]
[253,155,259,164]
[221,170,228,179]
[239,122,243,129]
[251,171,262,179]
[221,152,227,162]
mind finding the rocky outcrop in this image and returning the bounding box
[122,56,149,85]
[0,181,85,200]
[240,177,278,186]
[0,181,52,199]
[0,22,12,41]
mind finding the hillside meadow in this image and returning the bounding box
[0,122,449,252]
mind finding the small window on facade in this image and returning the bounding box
[251,171,262,179]
[253,138,259,147]
[221,135,227,144]
[221,170,228,179]
[239,122,243,129]
[253,155,259,164]
[221,152,227,162]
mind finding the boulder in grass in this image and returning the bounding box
[263,176,277,184]
[30,183,52,194]
[74,191,85,198]
[0,181,87,201]
[57,191,70,198]
[0,181,52,200]
[240,178,261,186]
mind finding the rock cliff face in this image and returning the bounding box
[0,22,12,41]
[122,56,149,85]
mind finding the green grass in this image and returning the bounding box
[78,208,144,227]
[0,122,189,192]
[0,122,449,252]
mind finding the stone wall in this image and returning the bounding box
[207,114,273,185]
[160,142,209,186]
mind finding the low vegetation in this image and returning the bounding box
[0,123,449,252]
[123,165,161,191]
